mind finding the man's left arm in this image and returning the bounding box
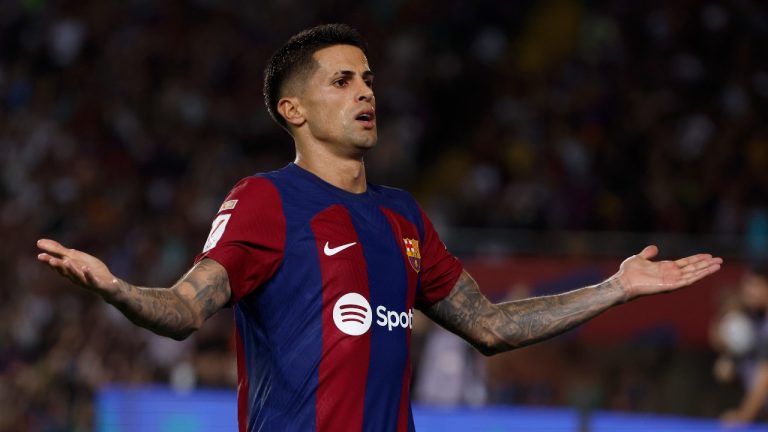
[422,245,722,356]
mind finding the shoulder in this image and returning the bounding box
[217,175,284,220]
[225,173,282,200]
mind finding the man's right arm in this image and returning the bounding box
[37,239,230,340]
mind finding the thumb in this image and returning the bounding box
[638,245,658,260]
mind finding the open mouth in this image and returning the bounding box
[355,110,376,127]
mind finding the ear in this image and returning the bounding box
[277,97,305,128]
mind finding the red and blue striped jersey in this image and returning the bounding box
[196,163,464,432]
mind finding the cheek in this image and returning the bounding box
[306,106,348,138]
[305,104,330,129]
[308,99,342,124]
[327,110,350,135]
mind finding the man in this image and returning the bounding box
[715,264,768,426]
[37,24,723,432]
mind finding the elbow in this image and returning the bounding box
[169,328,195,341]
[169,332,190,341]
[167,317,203,341]
[168,325,198,341]
[476,343,509,357]
[471,334,507,357]
[475,343,498,357]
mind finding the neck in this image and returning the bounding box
[294,147,367,194]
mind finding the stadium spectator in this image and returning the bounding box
[714,264,768,426]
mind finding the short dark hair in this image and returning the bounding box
[263,23,369,132]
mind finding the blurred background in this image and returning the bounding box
[1,0,768,430]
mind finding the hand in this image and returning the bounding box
[615,245,723,300]
[37,239,120,299]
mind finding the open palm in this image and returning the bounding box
[37,238,119,298]
[617,245,723,300]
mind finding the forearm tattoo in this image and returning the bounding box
[424,271,626,355]
[107,259,230,340]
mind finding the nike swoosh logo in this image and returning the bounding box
[324,241,357,256]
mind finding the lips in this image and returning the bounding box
[355,109,376,128]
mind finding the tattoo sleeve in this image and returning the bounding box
[105,259,231,340]
[423,271,626,355]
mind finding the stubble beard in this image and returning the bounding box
[343,123,377,157]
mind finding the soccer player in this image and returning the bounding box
[37,24,723,432]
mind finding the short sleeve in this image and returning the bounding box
[415,208,463,309]
[195,176,286,305]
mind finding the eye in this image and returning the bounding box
[333,78,348,88]
[364,79,373,88]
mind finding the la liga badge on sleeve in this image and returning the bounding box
[403,238,421,273]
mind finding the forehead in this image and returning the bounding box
[311,44,370,76]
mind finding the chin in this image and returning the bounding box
[355,135,378,149]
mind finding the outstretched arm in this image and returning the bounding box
[37,239,231,340]
[423,245,722,356]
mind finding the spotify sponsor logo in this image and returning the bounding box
[332,293,413,335]
[333,293,372,336]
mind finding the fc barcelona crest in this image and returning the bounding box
[403,238,421,273]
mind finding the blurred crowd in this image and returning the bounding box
[1,0,768,430]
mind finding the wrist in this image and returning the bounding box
[102,277,129,304]
[607,273,631,303]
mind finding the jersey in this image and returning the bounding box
[195,163,464,432]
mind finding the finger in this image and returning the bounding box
[56,258,78,279]
[45,256,82,280]
[674,254,718,268]
[676,263,722,287]
[663,262,720,289]
[44,257,77,281]
[674,254,711,267]
[37,239,72,258]
[688,263,721,280]
[63,259,87,284]
[37,254,76,278]
[44,256,68,272]
[679,257,720,273]
[639,245,658,260]
[37,253,56,263]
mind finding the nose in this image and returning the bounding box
[358,90,374,103]
[357,81,374,103]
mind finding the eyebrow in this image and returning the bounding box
[334,70,375,80]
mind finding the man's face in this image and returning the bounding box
[741,272,768,312]
[298,44,376,155]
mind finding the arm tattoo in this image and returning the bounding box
[424,271,626,355]
[106,259,231,340]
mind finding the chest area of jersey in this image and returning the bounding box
[303,204,421,336]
